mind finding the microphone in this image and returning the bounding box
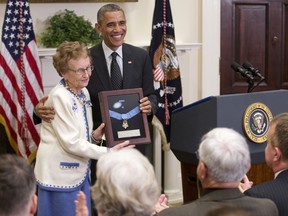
[231,62,254,80]
[242,61,265,80]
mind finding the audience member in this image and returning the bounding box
[75,148,162,216]
[0,154,37,216]
[241,113,288,216]
[204,205,249,216]
[158,127,278,216]
[34,41,131,216]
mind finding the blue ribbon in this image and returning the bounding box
[109,106,140,120]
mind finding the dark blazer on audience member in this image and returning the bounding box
[158,188,278,216]
[88,42,157,129]
[244,169,288,216]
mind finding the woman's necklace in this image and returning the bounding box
[63,80,90,140]
[64,81,87,106]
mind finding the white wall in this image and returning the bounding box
[0,0,204,102]
[0,0,221,204]
[0,0,198,46]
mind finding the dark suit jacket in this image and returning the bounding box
[244,169,288,216]
[158,188,278,216]
[88,43,157,129]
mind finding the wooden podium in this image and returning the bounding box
[170,90,288,203]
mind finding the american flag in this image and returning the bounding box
[149,0,183,144]
[0,0,43,162]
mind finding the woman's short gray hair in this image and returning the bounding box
[92,148,160,216]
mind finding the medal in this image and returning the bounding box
[122,119,129,129]
[109,106,141,129]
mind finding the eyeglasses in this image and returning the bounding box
[69,65,94,75]
[195,149,199,160]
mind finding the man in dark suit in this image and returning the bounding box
[158,128,278,216]
[241,113,288,216]
[87,3,157,183]
[88,3,157,129]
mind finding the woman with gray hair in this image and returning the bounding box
[75,148,163,216]
[93,148,160,216]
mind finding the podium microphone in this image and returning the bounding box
[242,61,265,80]
[231,62,254,80]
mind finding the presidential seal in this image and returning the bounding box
[243,102,273,143]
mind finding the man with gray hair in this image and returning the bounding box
[0,154,37,216]
[158,127,278,216]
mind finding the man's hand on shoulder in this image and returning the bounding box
[34,96,55,123]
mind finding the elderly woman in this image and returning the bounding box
[75,148,166,216]
[92,148,160,216]
[34,41,131,216]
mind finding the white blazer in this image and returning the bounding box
[34,81,108,189]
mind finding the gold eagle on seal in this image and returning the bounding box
[153,35,180,81]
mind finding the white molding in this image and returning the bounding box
[38,48,56,57]
[38,43,202,57]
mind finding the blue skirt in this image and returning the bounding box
[37,174,91,216]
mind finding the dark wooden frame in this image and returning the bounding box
[98,88,150,147]
[0,0,137,3]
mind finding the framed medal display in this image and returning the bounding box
[98,88,151,147]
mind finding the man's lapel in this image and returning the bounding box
[122,44,134,89]
[95,44,113,90]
